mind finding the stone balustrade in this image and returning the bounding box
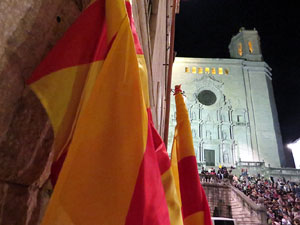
[202,181,267,225]
[230,185,268,225]
[236,161,265,167]
[233,161,300,182]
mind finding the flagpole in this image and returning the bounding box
[164,0,177,147]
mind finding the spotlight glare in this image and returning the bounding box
[288,138,300,169]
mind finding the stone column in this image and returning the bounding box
[0,89,54,225]
[219,144,223,165]
[0,1,82,224]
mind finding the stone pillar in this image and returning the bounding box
[219,144,223,165]
[0,89,54,225]
[200,141,203,161]
[0,1,83,224]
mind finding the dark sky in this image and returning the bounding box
[174,0,300,166]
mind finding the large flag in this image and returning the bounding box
[171,85,212,225]
[27,0,182,224]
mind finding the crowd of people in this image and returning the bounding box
[200,167,300,225]
[200,166,234,183]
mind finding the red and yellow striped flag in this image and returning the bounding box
[151,114,184,225]
[27,0,182,224]
[171,85,212,225]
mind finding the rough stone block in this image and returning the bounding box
[0,88,53,186]
[0,181,51,225]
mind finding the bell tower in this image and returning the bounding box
[228,27,263,61]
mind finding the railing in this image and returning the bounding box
[230,185,268,225]
[197,161,207,167]
[236,161,265,167]
[202,180,268,225]
[197,160,300,182]
[267,167,300,174]
[234,161,300,182]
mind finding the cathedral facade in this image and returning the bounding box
[168,28,285,168]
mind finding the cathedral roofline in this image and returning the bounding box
[174,57,272,79]
[174,57,270,68]
[174,57,244,65]
[243,61,272,79]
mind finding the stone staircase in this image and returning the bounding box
[230,191,262,225]
[202,181,267,225]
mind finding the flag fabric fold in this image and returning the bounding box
[27,0,182,224]
[26,0,110,184]
[150,114,184,225]
[171,85,212,225]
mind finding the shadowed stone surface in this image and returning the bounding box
[0,0,83,224]
[0,181,52,225]
[0,89,53,185]
[0,181,28,225]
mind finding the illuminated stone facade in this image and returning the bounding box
[168,29,285,167]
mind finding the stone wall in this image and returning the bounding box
[0,0,86,224]
[203,182,232,218]
[230,185,267,225]
[202,182,266,225]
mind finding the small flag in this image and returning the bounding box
[150,113,184,225]
[171,85,212,225]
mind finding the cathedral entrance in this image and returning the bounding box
[204,149,215,166]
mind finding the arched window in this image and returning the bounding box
[238,42,243,56]
[248,41,253,53]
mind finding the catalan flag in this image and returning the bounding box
[27,0,182,224]
[151,115,184,225]
[171,85,212,225]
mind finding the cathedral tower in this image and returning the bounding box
[228,27,263,61]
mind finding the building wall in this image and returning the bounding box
[243,61,284,167]
[168,56,284,168]
[132,0,173,136]
[169,58,253,167]
[0,1,82,224]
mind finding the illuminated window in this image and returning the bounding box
[185,67,190,73]
[224,68,229,75]
[198,67,203,74]
[238,42,243,56]
[192,67,197,73]
[248,41,253,53]
[205,67,210,74]
[211,67,216,75]
[218,67,223,75]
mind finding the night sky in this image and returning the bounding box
[174,0,300,167]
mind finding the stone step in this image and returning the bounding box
[231,207,245,210]
[231,206,244,209]
[231,210,251,214]
[234,219,261,223]
[230,203,244,207]
[231,207,244,209]
[233,216,259,221]
[233,215,254,218]
[235,220,261,224]
[238,223,261,225]
[231,210,252,214]
[231,211,251,215]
